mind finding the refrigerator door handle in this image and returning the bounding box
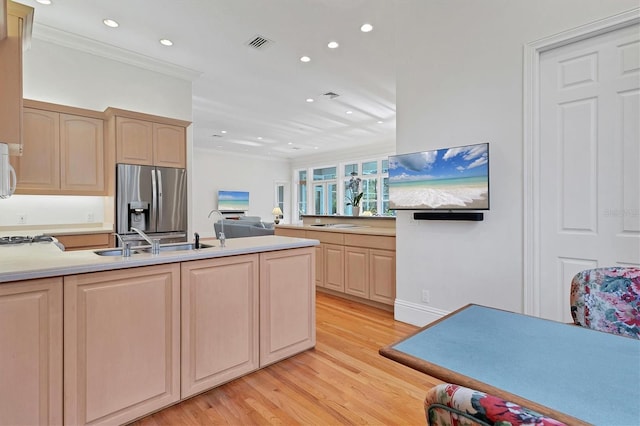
[151,168,158,229]
[157,169,163,225]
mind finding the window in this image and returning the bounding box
[298,170,307,218]
[294,157,393,222]
[313,167,337,215]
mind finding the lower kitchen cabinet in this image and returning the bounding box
[259,247,316,367]
[0,277,62,426]
[63,264,180,426]
[180,255,259,398]
[369,249,396,305]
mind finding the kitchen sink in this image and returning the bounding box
[94,242,214,256]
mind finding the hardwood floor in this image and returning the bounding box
[130,292,441,425]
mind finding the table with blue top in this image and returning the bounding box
[379,304,640,426]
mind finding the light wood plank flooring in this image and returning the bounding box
[130,292,440,425]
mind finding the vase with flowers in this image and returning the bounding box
[346,172,363,216]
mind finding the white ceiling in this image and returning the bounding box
[16,0,397,160]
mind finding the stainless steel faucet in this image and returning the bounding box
[207,209,226,247]
[114,233,132,257]
[131,227,160,254]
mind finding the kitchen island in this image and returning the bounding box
[0,235,318,425]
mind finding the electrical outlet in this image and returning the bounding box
[17,214,27,224]
[421,289,430,304]
[315,218,321,223]
[87,213,95,223]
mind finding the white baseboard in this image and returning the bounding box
[394,298,450,327]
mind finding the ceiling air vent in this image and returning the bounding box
[246,35,273,50]
[323,92,340,99]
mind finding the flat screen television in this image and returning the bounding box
[217,190,250,211]
[388,142,489,210]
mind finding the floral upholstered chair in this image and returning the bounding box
[424,383,566,426]
[569,267,640,339]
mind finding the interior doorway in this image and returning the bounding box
[524,10,640,321]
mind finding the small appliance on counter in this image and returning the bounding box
[0,142,17,199]
[116,164,188,246]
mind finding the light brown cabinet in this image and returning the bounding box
[0,277,62,426]
[275,227,396,307]
[63,264,181,426]
[180,255,259,398]
[107,108,189,168]
[51,232,112,251]
[344,234,396,306]
[259,247,316,367]
[12,102,105,195]
[0,1,32,155]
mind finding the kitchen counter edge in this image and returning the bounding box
[0,236,319,284]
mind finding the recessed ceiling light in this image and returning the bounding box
[257,136,263,140]
[360,23,373,33]
[346,110,353,114]
[288,142,293,145]
[327,41,339,49]
[221,130,227,134]
[160,39,173,46]
[103,19,119,28]
[300,56,311,62]
[377,120,383,124]
[314,147,319,150]
[306,98,314,103]
[36,0,51,4]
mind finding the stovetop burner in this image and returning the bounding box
[0,235,55,245]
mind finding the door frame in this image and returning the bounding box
[523,8,640,316]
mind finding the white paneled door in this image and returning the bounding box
[539,23,640,322]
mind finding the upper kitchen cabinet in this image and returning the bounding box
[0,1,33,155]
[11,100,106,195]
[106,108,190,168]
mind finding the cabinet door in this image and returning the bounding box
[345,246,369,299]
[259,247,315,367]
[369,249,396,305]
[0,5,24,149]
[115,117,153,165]
[323,243,344,292]
[315,244,324,288]
[181,255,259,398]
[153,123,185,168]
[64,264,180,426]
[13,108,60,191]
[60,114,105,193]
[0,277,62,426]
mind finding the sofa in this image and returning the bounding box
[213,216,275,239]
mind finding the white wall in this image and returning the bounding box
[191,148,291,238]
[394,0,639,325]
[0,37,193,230]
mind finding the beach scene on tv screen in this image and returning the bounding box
[389,143,489,209]
[218,190,250,211]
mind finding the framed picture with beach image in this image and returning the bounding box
[388,143,489,211]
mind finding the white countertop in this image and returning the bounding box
[0,236,319,284]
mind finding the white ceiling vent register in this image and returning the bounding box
[323,92,340,99]
[246,35,273,50]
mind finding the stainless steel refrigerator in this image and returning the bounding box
[116,163,187,245]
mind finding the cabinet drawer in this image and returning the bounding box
[274,228,307,238]
[53,233,111,250]
[344,234,395,250]
[306,230,344,245]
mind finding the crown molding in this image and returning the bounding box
[32,23,202,81]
